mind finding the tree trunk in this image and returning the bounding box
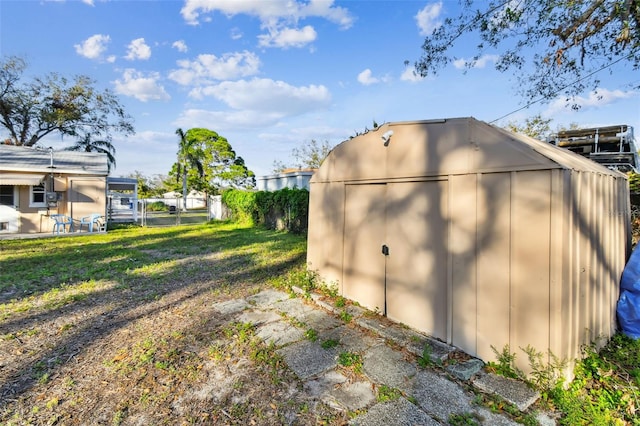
[182,170,188,211]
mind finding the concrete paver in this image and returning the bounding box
[473,373,541,411]
[277,340,340,380]
[236,309,281,326]
[246,289,288,307]
[410,369,475,422]
[226,289,542,424]
[322,325,381,353]
[255,321,305,346]
[211,299,248,315]
[349,398,440,426]
[326,379,376,411]
[362,344,417,392]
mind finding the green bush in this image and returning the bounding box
[629,172,640,193]
[222,188,309,233]
[146,201,168,212]
[221,189,258,225]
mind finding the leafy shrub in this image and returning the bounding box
[222,187,309,233]
[146,201,168,212]
[221,189,258,225]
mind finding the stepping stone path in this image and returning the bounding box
[212,288,546,425]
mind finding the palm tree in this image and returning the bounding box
[175,128,204,211]
[65,134,116,173]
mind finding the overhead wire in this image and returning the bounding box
[489,52,636,124]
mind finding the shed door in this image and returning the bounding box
[386,181,448,340]
[342,181,449,341]
[343,184,386,312]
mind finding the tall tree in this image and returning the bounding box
[414,1,639,104]
[174,128,204,211]
[0,55,134,146]
[504,114,553,140]
[273,139,334,172]
[65,134,116,173]
[170,128,254,208]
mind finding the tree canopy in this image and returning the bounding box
[273,139,334,172]
[65,134,117,173]
[170,128,255,198]
[0,55,134,146]
[414,1,639,104]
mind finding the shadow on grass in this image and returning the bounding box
[0,223,306,406]
[0,223,302,302]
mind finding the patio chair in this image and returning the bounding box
[79,213,103,232]
[50,214,74,235]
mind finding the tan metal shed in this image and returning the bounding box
[307,117,630,372]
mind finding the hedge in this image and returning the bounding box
[221,188,309,234]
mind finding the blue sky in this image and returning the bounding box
[1,0,638,179]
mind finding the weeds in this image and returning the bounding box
[321,339,339,349]
[486,345,522,379]
[448,412,480,426]
[339,310,353,323]
[304,328,318,342]
[548,336,640,425]
[338,351,363,374]
[417,344,434,368]
[377,385,402,403]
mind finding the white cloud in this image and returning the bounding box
[173,108,286,130]
[400,66,424,82]
[189,78,331,116]
[230,28,243,40]
[125,38,151,61]
[545,88,639,115]
[168,51,261,85]
[74,34,110,60]
[180,0,353,28]
[180,0,352,49]
[452,54,499,69]
[258,25,317,48]
[172,40,188,53]
[82,0,94,5]
[357,69,379,85]
[416,2,443,36]
[113,69,170,102]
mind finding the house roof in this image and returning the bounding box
[0,144,109,176]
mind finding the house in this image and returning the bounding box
[0,144,108,234]
[307,117,630,376]
[256,168,315,191]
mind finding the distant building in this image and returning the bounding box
[256,168,315,191]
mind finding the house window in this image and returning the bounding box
[0,186,14,206]
[30,184,46,207]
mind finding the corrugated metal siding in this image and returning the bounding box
[307,117,629,378]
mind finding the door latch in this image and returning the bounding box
[381,244,389,256]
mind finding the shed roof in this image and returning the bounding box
[312,117,622,183]
[0,144,108,176]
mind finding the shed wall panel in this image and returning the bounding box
[476,173,512,361]
[510,171,551,367]
[307,183,344,286]
[449,174,478,353]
